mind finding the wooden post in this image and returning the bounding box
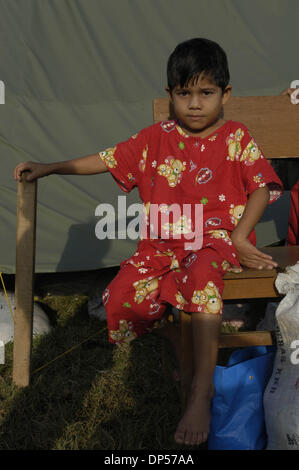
[13,175,37,387]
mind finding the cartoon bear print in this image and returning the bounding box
[139,145,148,173]
[208,229,232,244]
[133,277,159,304]
[175,290,188,309]
[229,204,245,226]
[191,281,222,314]
[110,319,137,343]
[154,249,180,270]
[157,157,186,187]
[226,128,244,161]
[162,214,192,236]
[99,147,117,168]
[240,139,262,165]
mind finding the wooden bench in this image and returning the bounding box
[153,95,299,400]
[12,95,299,388]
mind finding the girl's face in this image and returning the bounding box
[167,74,231,137]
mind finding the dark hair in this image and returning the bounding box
[167,38,230,94]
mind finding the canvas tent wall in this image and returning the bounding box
[0,0,298,273]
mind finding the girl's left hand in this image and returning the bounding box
[231,236,278,270]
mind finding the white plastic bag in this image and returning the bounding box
[0,292,51,344]
[263,262,299,449]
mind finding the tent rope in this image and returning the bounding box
[32,326,107,375]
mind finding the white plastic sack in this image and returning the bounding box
[88,291,107,320]
[263,261,299,450]
[0,293,52,344]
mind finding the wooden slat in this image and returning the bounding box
[153,98,173,123]
[222,246,299,299]
[13,177,37,387]
[218,331,273,348]
[223,267,276,280]
[224,96,299,158]
[261,246,299,270]
[223,276,279,300]
[153,96,299,158]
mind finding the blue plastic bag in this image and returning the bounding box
[208,345,276,450]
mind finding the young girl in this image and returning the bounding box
[14,38,283,447]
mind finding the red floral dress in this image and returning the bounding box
[99,119,283,344]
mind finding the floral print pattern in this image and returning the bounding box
[98,119,283,344]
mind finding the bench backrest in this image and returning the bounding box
[153,95,299,159]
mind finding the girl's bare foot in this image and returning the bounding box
[174,311,220,446]
[174,383,214,446]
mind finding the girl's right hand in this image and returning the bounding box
[13,161,52,182]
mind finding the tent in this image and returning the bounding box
[1,0,298,273]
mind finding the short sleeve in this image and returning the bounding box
[238,125,284,204]
[98,127,150,193]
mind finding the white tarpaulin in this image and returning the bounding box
[0,0,298,272]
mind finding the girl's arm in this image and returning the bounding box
[230,186,278,270]
[14,153,108,182]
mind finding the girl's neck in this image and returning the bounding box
[177,118,227,139]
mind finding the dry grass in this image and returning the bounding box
[0,270,259,450]
[0,272,187,450]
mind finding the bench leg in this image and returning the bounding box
[13,179,37,387]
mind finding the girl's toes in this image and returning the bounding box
[198,431,208,445]
[174,428,185,444]
[184,430,193,445]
